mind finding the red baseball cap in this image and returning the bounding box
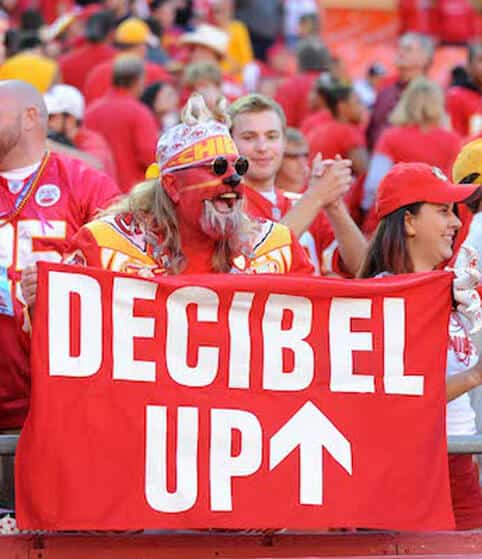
[375,162,480,219]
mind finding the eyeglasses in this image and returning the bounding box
[175,156,249,176]
[284,152,309,159]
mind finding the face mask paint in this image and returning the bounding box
[163,155,245,240]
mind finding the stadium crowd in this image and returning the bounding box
[1,0,482,533]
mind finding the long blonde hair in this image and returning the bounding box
[389,77,447,128]
[102,180,185,273]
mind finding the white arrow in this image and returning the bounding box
[269,401,352,505]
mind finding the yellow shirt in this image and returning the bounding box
[220,20,254,82]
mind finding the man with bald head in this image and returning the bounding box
[0,80,119,433]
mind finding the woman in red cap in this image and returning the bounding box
[359,161,482,530]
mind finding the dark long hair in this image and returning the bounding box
[358,202,423,278]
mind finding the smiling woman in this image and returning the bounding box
[358,161,482,530]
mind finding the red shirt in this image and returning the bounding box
[375,125,462,176]
[0,152,119,429]
[83,58,172,105]
[433,0,480,43]
[274,71,319,128]
[74,126,118,180]
[243,185,343,275]
[308,120,365,164]
[66,212,314,275]
[446,86,482,138]
[84,88,159,193]
[59,43,117,93]
[300,109,332,140]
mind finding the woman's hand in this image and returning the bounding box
[447,246,482,334]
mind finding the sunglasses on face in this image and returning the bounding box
[176,156,249,176]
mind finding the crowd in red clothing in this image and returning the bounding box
[0,0,482,533]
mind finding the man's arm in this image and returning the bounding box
[281,155,352,237]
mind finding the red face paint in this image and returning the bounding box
[163,154,245,238]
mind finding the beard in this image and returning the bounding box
[200,198,246,273]
[200,198,244,243]
[0,117,21,164]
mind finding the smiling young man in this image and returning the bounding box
[229,93,367,276]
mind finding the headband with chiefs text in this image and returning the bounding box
[16,262,455,531]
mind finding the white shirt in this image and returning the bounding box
[446,313,478,436]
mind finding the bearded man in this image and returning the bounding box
[0,80,119,432]
[22,93,313,301]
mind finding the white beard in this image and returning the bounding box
[200,198,244,243]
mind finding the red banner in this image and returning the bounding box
[16,262,455,531]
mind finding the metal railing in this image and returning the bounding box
[0,434,481,522]
[0,434,482,455]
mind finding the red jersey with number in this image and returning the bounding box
[0,152,119,429]
[446,86,482,138]
[375,125,462,176]
[65,212,313,276]
[243,186,344,276]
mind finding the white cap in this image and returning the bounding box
[180,24,229,57]
[44,84,85,120]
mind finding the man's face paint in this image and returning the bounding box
[163,153,247,240]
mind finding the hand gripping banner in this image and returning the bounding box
[16,262,455,531]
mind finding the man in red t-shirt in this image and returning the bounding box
[229,93,367,276]
[0,80,119,431]
[307,78,368,178]
[58,10,117,93]
[84,57,159,193]
[275,39,332,128]
[446,42,482,138]
[83,17,172,105]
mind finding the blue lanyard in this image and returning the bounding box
[0,156,46,219]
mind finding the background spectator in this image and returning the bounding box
[44,83,117,178]
[363,77,461,216]
[140,79,179,132]
[446,42,482,138]
[354,62,386,110]
[84,55,158,192]
[307,78,368,177]
[208,0,253,82]
[235,0,283,61]
[275,37,332,127]
[83,17,171,105]
[276,127,309,194]
[58,10,116,92]
[366,32,434,150]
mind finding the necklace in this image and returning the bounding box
[0,151,51,227]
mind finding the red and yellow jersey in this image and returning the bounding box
[65,213,313,276]
[243,186,345,276]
